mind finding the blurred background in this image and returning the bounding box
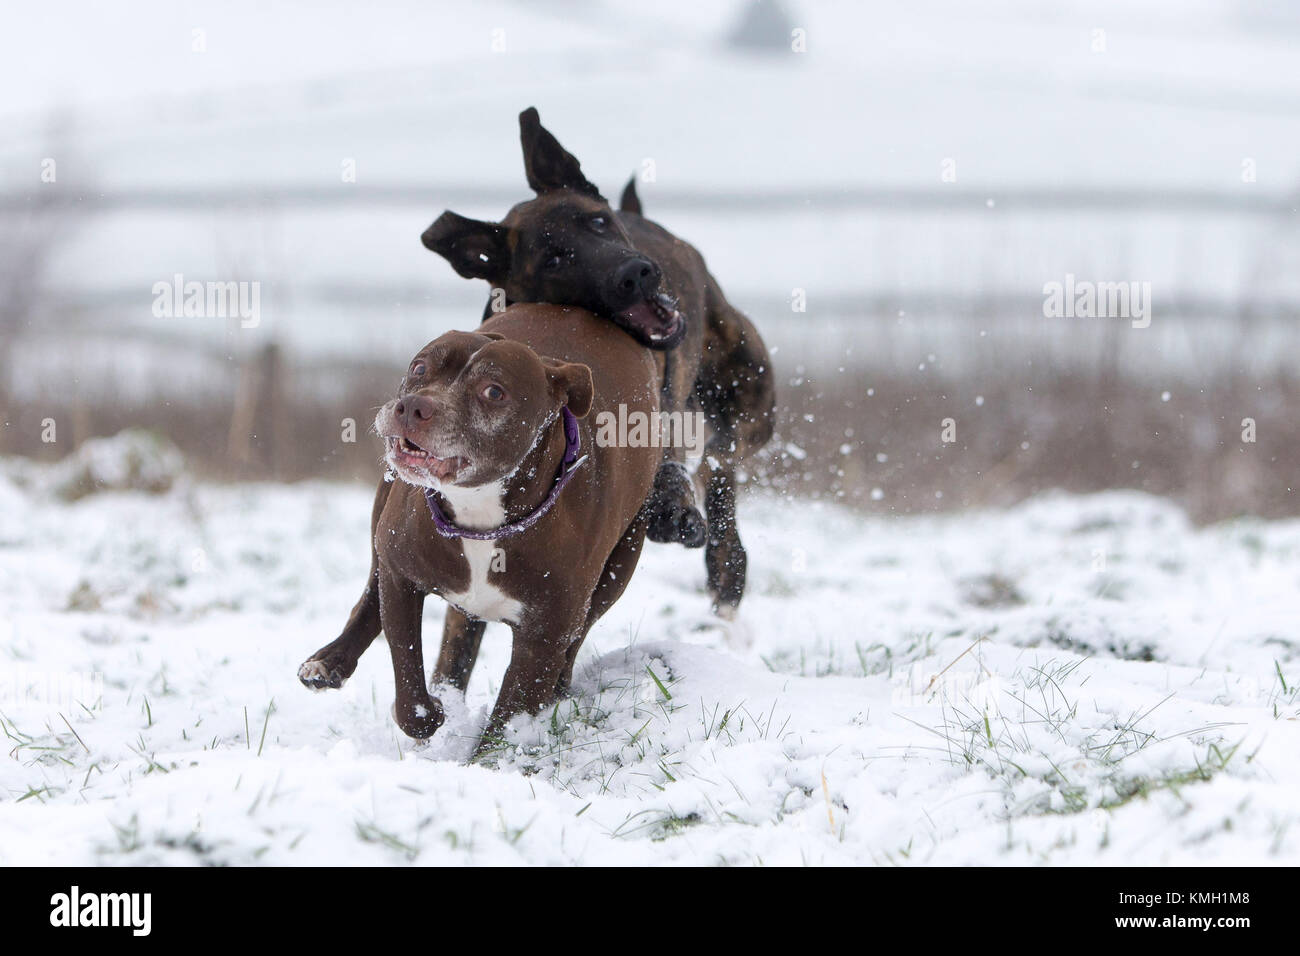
[2,0,1298,521]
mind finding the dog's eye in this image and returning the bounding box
[589,216,607,233]
[543,251,566,270]
[481,383,507,402]
[410,362,426,378]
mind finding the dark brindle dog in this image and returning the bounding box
[420,108,775,614]
[299,305,660,744]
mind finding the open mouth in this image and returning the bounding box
[387,435,467,482]
[616,292,686,350]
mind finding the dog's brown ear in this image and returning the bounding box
[543,357,594,419]
[519,107,603,199]
[619,176,642,215]
[421,211,509,282]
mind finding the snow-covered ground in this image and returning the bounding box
[2,461,1298,865]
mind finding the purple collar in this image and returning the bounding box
[423,406,587,540]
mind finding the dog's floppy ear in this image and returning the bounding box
[619,176,642,215]
[421,211,510,282]
[542,357,594,419]
[519,107,603,199]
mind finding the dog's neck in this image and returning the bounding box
[435,412,568,533]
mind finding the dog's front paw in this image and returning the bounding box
[392,696,446,739]
[677,506,707,548]
[647,501,707,548]
[298,659,347,691]
[647,462,706,548]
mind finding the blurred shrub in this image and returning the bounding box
[52,428,184,501]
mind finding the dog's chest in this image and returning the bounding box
[445,538,522,624]
[438,483,524,625]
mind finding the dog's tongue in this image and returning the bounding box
[429,456,459,480]
[620,301,658,331]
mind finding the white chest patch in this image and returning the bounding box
[437,481,524,625]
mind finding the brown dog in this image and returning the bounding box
[298,304,660,745]
[421,108,775,615]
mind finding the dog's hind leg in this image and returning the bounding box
[696,303,776,617]
[700,444,746,617]
[554,641,583,701]
[298,478,393,690]
[432,608,487,693]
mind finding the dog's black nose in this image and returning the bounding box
[613,257,660,302]
[395,395,434,429]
